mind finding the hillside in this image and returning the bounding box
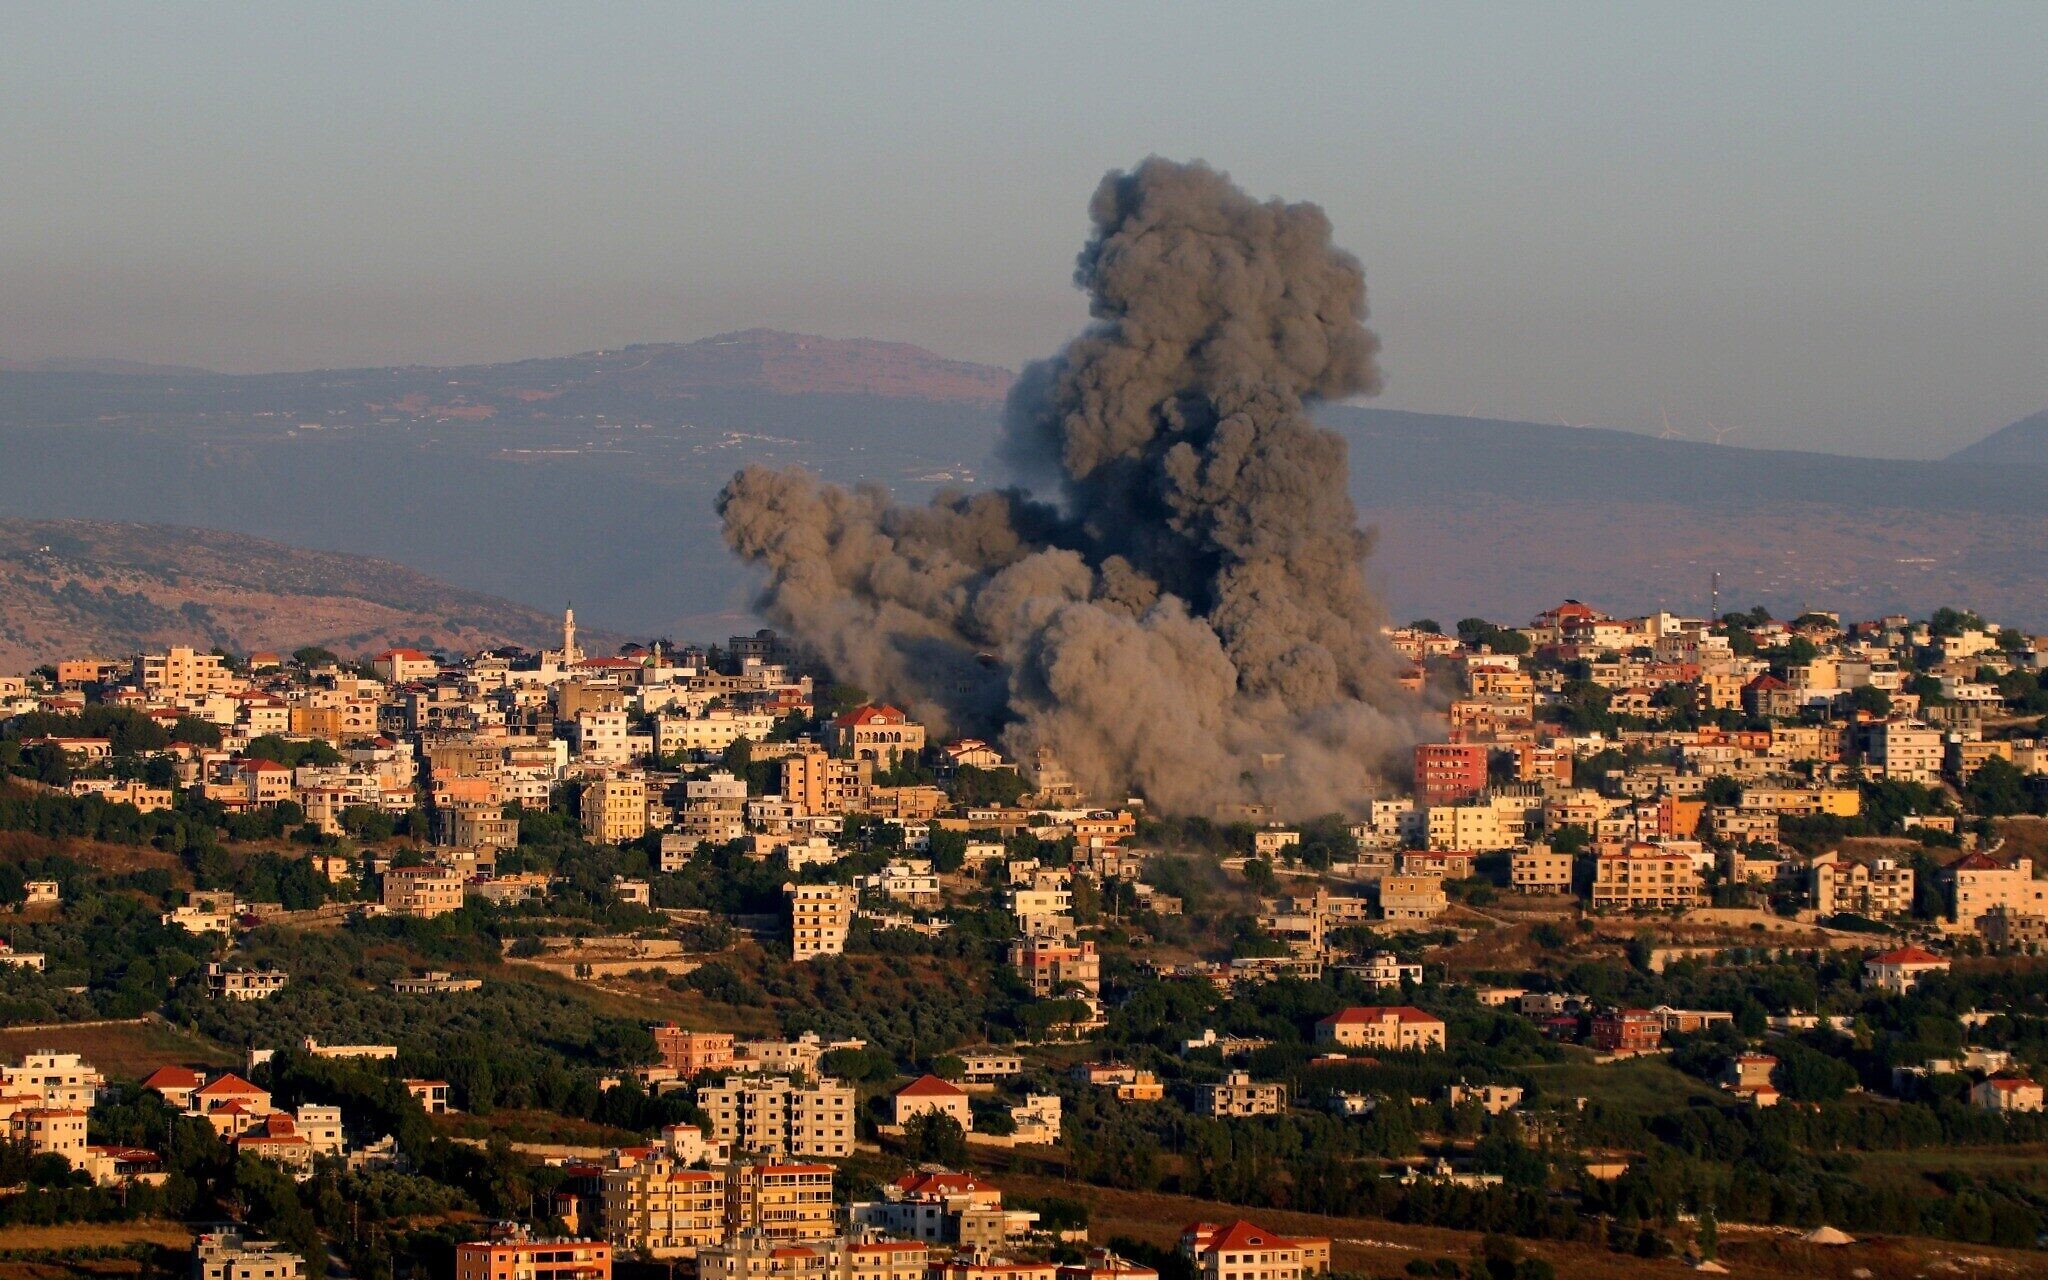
[1948,408,2048,467]
[1,335,2045,633]
[0,519,583,671]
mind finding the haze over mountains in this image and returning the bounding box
[1,328,2043,651]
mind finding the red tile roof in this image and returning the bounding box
[895,1073,967,1098]
[1318,1005,1442,1026]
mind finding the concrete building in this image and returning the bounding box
[1179,1220,1331,1280]
[456,1227,611,1280]
[825,705,926,768]
[786,883,857,960]
[1590,844,1701,911]
[698,1076,857,1159]
[1313,1006,1446,1053]
[892,1074,972,1131]
[382,864,466,918]
[582,776,649,844]
[194,1230,307,1280]
[1199,1071,1286,1118]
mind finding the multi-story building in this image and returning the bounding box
[1810,851,1915,918]
[604,1156,728,1258]
[786,883,857,960]
[1863,945,1950,994]
[1313,1006,1446,1053]
[382,864,466,918]
[582,776,649,844]
[1179,1221,1331,1280]
[1863,720,1944,783]
[1414,744,1488,806]
[1590,1009,1663,1054]
[655,1026,736,1077]
[455,1227,612,1280]
[1008,937,1100,997]
[1376,875,1447,922]
[136,646,235,698]
[782,750,873,815]
[824,705,926,768]
[1590,844,1701,911]
[1510,844,1574,894]
[726,1161,837,1241]
[1948,854,2048,931]
[1199,1071,1286,1118]
[697,1076,857,1159]
[0,1051,104,1110]
[697,1232,927,1280]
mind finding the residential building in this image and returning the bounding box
[382,864,465,918]
[205,963,290,1000]
[1864,945,1950,994]
[1971,1076,2046,1114]
[698,1076,857,1159]
[1511,844,1574,894]
[892,1074,972,1131]
[1590,844,1701,911]
[655,1026,737,1077]
[1200,1071,1286,1117]
[1414,744,1488,806]
[725,1161,837,1241]
[1949,855,2048,931]
[786,883,857,960]
[1179,1220,1331,1280]
[781,750,873,815]
[456,1227,612,1280]
[1589,1009,1663,1055]
[602,1156,727,1257]
[136,646,233,698]
[825,704,926,768]
[1008,936,1100,997]
[1376,875,1447,922]
[582,776,649,844]
[1810,851,1915,918]
[1313,1006,1446,1053]
[1344,952,1422,990]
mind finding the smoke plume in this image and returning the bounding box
[718,158,1425,816]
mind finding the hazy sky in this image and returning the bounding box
[5,2,2044,457]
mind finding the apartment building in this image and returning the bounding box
[727,1162,837,1241]
[781,751,873,815]
[698,1233,927,1280]
[1376,875,1447,922]
[193,1231,307,1280]
[1863,720,1945,783]
[1414,744,1488,806]
[786,883,857,960]
[655,1027,737,1077]
[603,1157,727,1258]
[136,646,234,698]
[1948,854,2048,931]
[1810,851,1915,918]
[1511,844,1574,894]
[1,1052,105,1110]
[582,776,649,844]
[1008,937,1100,997]
[382,864,466,918]
[1313,1006,1446,1052]
[456,1228,611,1280]
[1199,1071,1286,1118]
[697,1076,856,1158]
[1590,844,1701,911]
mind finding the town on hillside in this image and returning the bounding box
[0,600,2046,1276]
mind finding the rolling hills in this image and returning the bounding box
[0,519,582,671]
[0,332,2042,634]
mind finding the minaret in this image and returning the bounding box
[563,604,581,665]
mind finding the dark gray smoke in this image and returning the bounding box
[718,158,1425,815]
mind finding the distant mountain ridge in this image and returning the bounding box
[0,519,593,672]
[1947,409,2048,468]
[0,356,218,376]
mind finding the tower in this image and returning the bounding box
[563,604,582,665]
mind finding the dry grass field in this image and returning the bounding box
[0,1017,236,1080]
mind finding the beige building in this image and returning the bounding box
[727,1161,837,1241]
[781,751,873,816]
[786,883,857,960]
[825,705,926,768]
[1179,1221,1331,1280]
[698,1076,857,1159]
[892,1074,972,1131]
[1810,851,1915,918]
[1590,844,1701,911]
[1200,1071,1286,1118]
[1510,844,1574,894]
[1377,875,1447,922]
[1314,1006,1446,1053]
[1949,854,2048,931]
[1971,1076,2046,1113]
[582,776,650,844]
[604,1157,727,1257]
[1008,937,1100,997]
[382,864,466,918]
[136,646,235,698]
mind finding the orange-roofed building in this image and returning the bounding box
[1313,1006,1445,1053]
[1179,1221,1331,1280]
[892,1074,972,1131]
[1864,945,1950,995]
[824,704,925,768]
[140,1065,205,1110]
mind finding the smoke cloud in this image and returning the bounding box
[718,158,1426,816]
